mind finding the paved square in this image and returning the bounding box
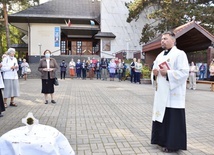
[0,78,213,155]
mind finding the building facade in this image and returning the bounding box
[9,0,151,62]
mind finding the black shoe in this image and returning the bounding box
[51,100,56,104]
[162,147,178,153]
[10,102,18,107]
[0,113,3,117]
[45,100,48,104]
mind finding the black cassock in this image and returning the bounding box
[0,90,5,113]
[151,107,187,150]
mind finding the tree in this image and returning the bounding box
[0,0,39,54]
[126,0,214,44]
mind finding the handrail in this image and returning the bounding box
[101,51,115,57]
[51,49,61,54]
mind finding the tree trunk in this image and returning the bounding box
[0,34,2,54]
[3,2,10,49]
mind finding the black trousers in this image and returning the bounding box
[60,71,66,79]
[135,72,141,83]
[130,70,136,83]
[82,69,87,79]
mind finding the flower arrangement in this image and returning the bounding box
[27,117,34,125]
[22,112,39,135]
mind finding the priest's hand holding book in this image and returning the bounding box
[153,68,168,77]
[153,69,159,76]
[159,61,170,77]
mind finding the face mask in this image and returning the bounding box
[45,53,50,58]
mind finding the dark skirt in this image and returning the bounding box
[0,90,5,112]
[41,78,55,94]
[151,107,187,150]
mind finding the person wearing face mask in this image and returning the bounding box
[38,50,59,104]
[69,58,76,79]
[21,59,30,80]
[209,59,214,81]
[75,59,82,79]
[189,61,198,90]
[1,48,20,108]
[59,60,67,79]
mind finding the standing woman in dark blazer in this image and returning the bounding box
[38,50,59,104]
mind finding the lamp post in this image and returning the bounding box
[38,43,42,60]
[126,39,130,59]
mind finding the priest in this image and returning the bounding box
[151,31,189,152]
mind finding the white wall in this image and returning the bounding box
[29,23,61,56]
[100,0,152,58]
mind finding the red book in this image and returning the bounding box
[159,61,170,70]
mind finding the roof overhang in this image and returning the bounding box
[10,44,28,51]
[61,26,100,39]
[143,21,214,53]
[94,32,116,39]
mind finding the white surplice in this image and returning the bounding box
[151,46,189,123]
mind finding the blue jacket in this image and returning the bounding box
[60,62,67,72]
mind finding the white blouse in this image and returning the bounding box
[1,56,19,80]
[46,59,50,69]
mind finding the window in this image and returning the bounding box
[76,41,82,54]
[93,43,99,53]
[102,40,111,51]
[61,41,66,53]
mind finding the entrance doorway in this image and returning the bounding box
[60,40,100,56]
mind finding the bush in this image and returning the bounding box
[125,69,130,77]
[142,64,151,79]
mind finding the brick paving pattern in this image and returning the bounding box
[0,78,214,155]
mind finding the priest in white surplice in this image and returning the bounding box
[151,31,189,152]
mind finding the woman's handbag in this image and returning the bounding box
[26,67,31,74]
[53,72,59,86]
[54,77,59,86]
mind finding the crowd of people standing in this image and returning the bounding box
[59,57,146,83]
[0,50,148,118]
[64,57,129,81]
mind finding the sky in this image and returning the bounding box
[40,0,49,4]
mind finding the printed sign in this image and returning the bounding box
[54,27,60,47]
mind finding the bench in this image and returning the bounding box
[196,80,214,91]
[187,80,214,91]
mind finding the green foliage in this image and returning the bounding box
[126,0,214,44]
[139,24,156,45]
[142,64,151,79]
[0,0,39,54]
[125,69,130,77]
[124,59,132,64]
[125,0,159,23]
